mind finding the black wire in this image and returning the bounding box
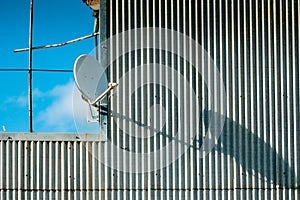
[0,69,28,72]
[33,69,73,73]
[0,68,73,73]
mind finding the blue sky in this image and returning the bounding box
[0,1,97,132]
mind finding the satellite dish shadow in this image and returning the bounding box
[202,109,298,188]
[109,108,297,188]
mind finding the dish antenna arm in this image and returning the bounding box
[82,82,118,106]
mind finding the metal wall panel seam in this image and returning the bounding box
[171,1,177,199]
[17,141,21,198]
[73,142,77,199]
[204,0,210,195]
[130,0,136,198]
[42,142,47,199]
[0,142,2,200]
[108,0,115,195]
[107,1,113,198]
[279,0,284,196]
[230,0,237,198]
[114,0,119,198]
[188,0,195,199]
[78,142,83,199]
[294,0,300,196]
[73,142,78,199]
[164,0,170,198]
[189,0,194,197]
[273,0,279,197]
[261,0,268,197]
[255,5,261,195]
[99,143,104,200]
[270,0,277,196]
[25,141,29,194]
[176,0,180,199]
[9,141,13,198]
[88,142,93,199]
[154,0,159,197]
[120,0,125,197]
[141,0,151,199]
[31,142,35,199]
[248,0,255,196]
[10,141,14,199]
[183,1,193,199]
[1,0,300,199]
[29,141,33,196]
[203,0,208,196]
[87,142,92,199]
[61,142,65,199]
[291,0,297,192]
[266,0,275,195]
[6,141,11,195]
[212,0,222,199]
[35,142,39,199]
[194,1,201,198]
[243,0,250,198]
[125,0,131,197]
[107,1,113,199]
[50,142,54,198]
[285,0,291,191]
[52,142,57,198]
[298,3,300,196]
[126,1,133,199]
[92,143,98,200]
[286,0,293,190]
[134,0,140,194]
[124,0,135,199]
[0,141,6,195]
[224,0,231,198]
[219,0,225,197]
[92,144,96,200]
[146,0,151,198]
[48,142,55,198]
[11,141,16,199]
[68,142,73,199]
[182,0,187,198]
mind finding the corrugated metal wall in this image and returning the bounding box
[0,0,299,199]
[105,0,300,199]
[0,134,106,199]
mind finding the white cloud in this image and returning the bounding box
[4,94,27,108]
[26,80,99,133]
[36,80,76,132]
[33,88,46,98]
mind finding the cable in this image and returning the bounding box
[0,68,73,73]
[14,32,99,53]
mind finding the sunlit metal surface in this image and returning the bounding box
[0,0,299,199]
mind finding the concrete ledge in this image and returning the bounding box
[0,132,107,142]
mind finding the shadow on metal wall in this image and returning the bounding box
[203,110,298,188]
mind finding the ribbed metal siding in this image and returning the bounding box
[105,0,300,199]
[0,140,105,199]
[0,0,299,199]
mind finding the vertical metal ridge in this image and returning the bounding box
[0,0,299,199]
[295,2,300,198]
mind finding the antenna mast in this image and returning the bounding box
[28,0,34,133]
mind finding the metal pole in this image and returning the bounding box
[94,16,99,61]
[94,15,100,122]
[28,0,34,133]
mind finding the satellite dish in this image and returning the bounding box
[74,54,107,103]
[73,54,118,123]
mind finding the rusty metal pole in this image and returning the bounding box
[94,14,100,122]
[28,0,34,133]
[94,16,99,61]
